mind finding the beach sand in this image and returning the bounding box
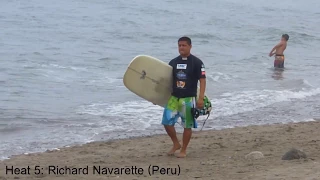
[1,120,320,180]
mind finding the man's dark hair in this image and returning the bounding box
[178,36,192,45]
[282,34,289,41]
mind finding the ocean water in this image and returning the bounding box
[0,0,319,160]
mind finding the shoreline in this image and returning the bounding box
[1,120,320,179]
[0,118,316,161]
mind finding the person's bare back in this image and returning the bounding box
[269,34,289,68]
[274,41,287,55]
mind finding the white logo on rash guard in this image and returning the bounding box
[177,64,187,69]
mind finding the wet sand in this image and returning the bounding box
[1,120,320,180]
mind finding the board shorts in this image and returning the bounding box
[161,95,197,129]
[274,55,285,68]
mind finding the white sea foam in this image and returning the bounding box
[79,88,320,121]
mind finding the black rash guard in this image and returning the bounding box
[169,54,206,98]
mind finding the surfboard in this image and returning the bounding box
[123,55,205,108]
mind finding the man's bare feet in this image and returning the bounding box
[175,151,187,158]
[167,144,181,156]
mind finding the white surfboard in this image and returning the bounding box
[123,55,204,108]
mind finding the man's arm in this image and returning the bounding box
[196,60,206,99]
[199,78,206,99]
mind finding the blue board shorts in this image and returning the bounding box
[161,95,197,129]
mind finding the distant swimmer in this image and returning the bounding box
[269,34,289,68]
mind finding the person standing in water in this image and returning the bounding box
[269,34,289,68]
[161,36,206,158]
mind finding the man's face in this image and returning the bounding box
[178,41,191,56]
[281,37,286,42]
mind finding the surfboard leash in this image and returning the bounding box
[200,113,210,131]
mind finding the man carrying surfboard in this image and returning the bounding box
[161,36,207,158]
